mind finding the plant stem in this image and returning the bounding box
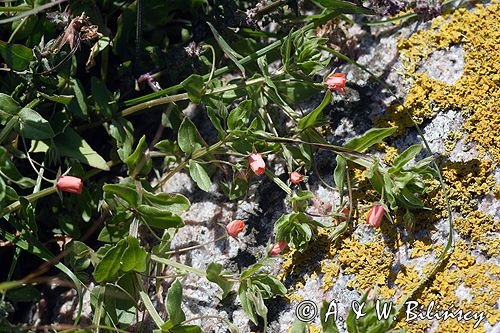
[165,235,228,255]
[77,76,268,131]
[150,254,206,277]
[153,135,229,190]
[123,22,314,107]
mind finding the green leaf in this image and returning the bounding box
[110,118,135,161]
[154,139,177,155]
[103,183,140,208]
[246,286,268,328]
[170,326,202,333]
[121,237,147,273]
[142,191,190,214]
[330,221,348,242]
[290,319,308,333]
[297,92,331,131]
[206,22,245,76]
[206,263,234,299]
[181,74,205,103]
[310,0,374,14]
[207,106,225,140]
[140,291,164,329]
[274,213,313,252]
[188,160,211,192]
[227,100,252,131]
[345,127,397,152]
[5,285,40,303]
[166,279,186,325]
[0,40,33,71]
[68,78,88,119]
[38,92,74,106]
[0,177,5,202]
[178,118,202,156]
[91,77,112,118]
[389,144,422,174]
[321,300,340,333]
[94,240,127,283]
[124,135,151,176]
[334,155,346,201]
[17,108,54,139]
[52,127,109,170]
[239,258,274,280]
[137,205,184,229]
[280,31,293,71]
[238,283,258,325]
[0,93,21,116]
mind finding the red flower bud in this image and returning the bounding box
[290,171,303,184]
[226,220,245,238]
[270,241,287,256]
[367,204,385,228]
[325,73,346,94]
[334,207,349,225]
[248,153,265,175]
[56,176,83,194]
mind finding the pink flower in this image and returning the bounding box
[325,73,346,94]
[56,176,83,194]
[248,153,265,175]
[290,171,303,184]
[367,204,385,228]
[226,220,245,238]
[270,241,287,256]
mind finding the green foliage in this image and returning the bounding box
[0,0,442,331]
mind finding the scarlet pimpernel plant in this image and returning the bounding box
[0,0,457,332]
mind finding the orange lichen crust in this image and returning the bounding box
[375,2,500,163]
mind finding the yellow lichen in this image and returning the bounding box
[376,1,500,162]
[337,237,394,290]
[493,184,500,199]
[410,239,433,258]
[454,210,499,246]
[320,261,340,292]
[307,324,322,333]
[444,130,463,156]
[282,4,500,332]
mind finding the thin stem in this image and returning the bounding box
[0,0,68,24]
[77,76,267,131]
[153,136,229,191]
[203,44,217,84]
[165,234,228,255]
[123,22,314,107]
[150,254,206,277]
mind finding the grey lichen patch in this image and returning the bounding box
[416,45,465,85]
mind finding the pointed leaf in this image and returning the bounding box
[188,160,211,192]
[206,22,245,76]
[167,279,186,325]
[178,118,202,156]
[18,108,54,139]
